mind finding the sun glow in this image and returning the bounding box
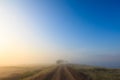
[0,4,56,66]
[0,4,36,66]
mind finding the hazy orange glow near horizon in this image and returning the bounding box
[0,3,58,66]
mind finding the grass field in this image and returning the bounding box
[0,65,53,80]
[0,64,119,80]
[70,64,120,80]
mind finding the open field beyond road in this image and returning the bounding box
[0,64,120,80]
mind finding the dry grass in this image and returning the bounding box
[70,64,120,80]
[22,66,57,80]
[0,67,29,78]
[1,64,119,80]
[0,65,52,80]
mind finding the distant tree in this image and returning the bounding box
[56,60,64,64]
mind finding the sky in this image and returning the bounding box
[0,0,120,67]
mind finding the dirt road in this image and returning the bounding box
[23,65,92,80]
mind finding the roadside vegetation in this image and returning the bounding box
[0,65,54,80]
[0,64,120,80]
[70,64,120,80]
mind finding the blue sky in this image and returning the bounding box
[0,0,120,67]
